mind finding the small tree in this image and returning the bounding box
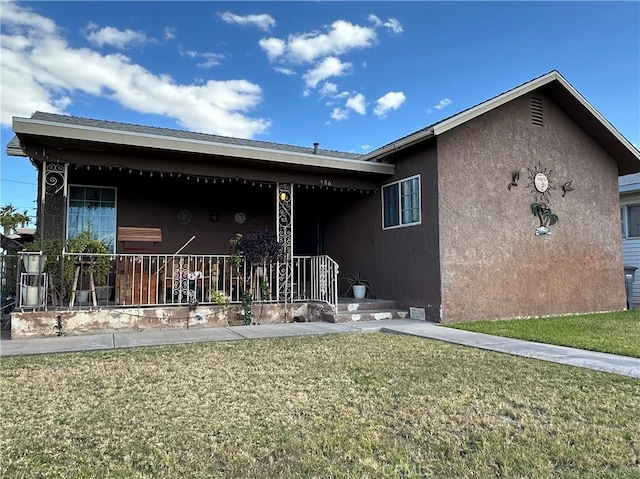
[1,204,31,236]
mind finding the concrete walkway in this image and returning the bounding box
[1,319,639,379]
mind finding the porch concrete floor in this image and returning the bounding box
[1,319,639,379]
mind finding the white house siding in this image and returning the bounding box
[620,174,640,307]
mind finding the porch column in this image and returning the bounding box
[40,161,68,242]
[276,182,293,302]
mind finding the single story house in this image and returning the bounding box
[7,70,640,337]
[620,173,640,307]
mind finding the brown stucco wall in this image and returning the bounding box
[324,143,441,320]
[437,93,626,322]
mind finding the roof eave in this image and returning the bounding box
[363,71,640,172]
[360,128,435,161]
[11,117,395,176]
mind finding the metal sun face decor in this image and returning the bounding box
[526,161,554,203]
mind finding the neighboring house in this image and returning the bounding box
[620,173,640,307]
[6,70,640,337]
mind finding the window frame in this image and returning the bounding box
[621,203,640,239]
[381,174,422,230]
[66,184,118,253]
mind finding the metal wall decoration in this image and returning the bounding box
[525,161,554,203]
[561,180,574,197]
[276,182,293,302]
[508,161,575,236]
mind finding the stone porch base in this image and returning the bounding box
[10,302,330,339]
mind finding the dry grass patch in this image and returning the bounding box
[1,333,639,478]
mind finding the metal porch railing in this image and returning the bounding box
[15,252,339,312]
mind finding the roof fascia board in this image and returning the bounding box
[6,144,26,157]
[360,128,435,161]
[551,75,640,163]
[12,117,394,175]
[432,72,559,135]
[620,183,640,193]
[365,71,640,166]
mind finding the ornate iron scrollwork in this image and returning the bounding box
[277,183,293,302]
[42,161,68,240]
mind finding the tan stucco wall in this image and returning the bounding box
[437,93,626,322]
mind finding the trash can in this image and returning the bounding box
[624,265,637,309]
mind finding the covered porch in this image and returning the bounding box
[8,111,401,337]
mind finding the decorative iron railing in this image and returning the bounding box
[15,253,339,312]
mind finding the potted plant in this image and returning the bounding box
[66,229,112,301]
[228,227,284,323]
[343,271,372,299]
[21,238,64,305]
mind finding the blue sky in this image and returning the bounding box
[1,1,639,225]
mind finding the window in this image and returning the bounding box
[382,175,421,229]
[67,185,117,253]
[624,204,640,238]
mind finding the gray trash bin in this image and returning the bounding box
[624,265,637,309]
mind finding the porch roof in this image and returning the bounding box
[361,71,640,176]
[8,112,395,176]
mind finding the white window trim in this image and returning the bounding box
[381,174,422,230]
[66,184,118,253]
[621,202,640,239]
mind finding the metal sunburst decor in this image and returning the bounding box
[526,161,554,203]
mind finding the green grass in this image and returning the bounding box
[2,334,640,478]
[447,310,640,358]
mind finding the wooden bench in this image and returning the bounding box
[118,226,162,251]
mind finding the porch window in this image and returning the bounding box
[67,185,117,253]
[382,175,421,229]
[622,204,640,238]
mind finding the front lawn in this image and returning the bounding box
[448,310,640,358]
[2,334,639,478]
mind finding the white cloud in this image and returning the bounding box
[319,82,338,98]
[179,48,225,67]
[330,107,349,121]
[219,12,275,32]
[164,26,176,40]
[0,1,269,137]
[361,144,371,150]
[368,14,383,27]
[197,53,226,68]
[368,14,403,34]
[302,56,351,90]
[374,91,406,118]
[434,98,452,110]
[258,37,286,61]
[383,18,403,34]
[346,93,366,115]
[85,23,149,49]
[274,67,295,75]
[260,20,376,64]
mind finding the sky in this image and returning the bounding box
[1,1,639,226]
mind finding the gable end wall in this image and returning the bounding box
[437,92,626,322]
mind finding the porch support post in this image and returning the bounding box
[276,182,293,302]
[41,160,68,243]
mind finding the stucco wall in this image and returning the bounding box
[324,143,441,320]
[437,93,626,322]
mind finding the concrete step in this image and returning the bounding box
[324,308,409,323]
[336,299,398,312]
